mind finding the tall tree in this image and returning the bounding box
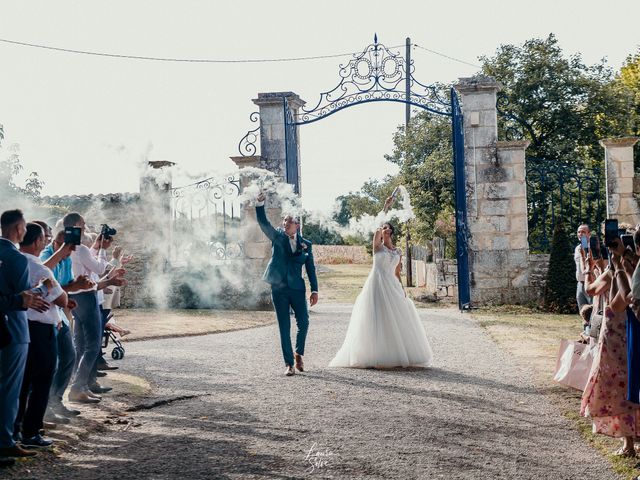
[481,34,631,164]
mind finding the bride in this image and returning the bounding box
[329,195,433,369]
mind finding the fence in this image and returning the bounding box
[526,157,605,252]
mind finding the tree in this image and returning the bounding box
[385,109,455,249]
[0,142,45,202]
[611,49,640,167]
[543,221,577,313]
[301,218,344,245]
[333,176,399,227]
[481,34,631,164]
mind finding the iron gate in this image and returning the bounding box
[526,157,605,252]
[239,36,472,309]
[169,175,244,263]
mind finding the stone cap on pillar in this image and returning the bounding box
[252,92,306,110]
[148,160,176,169]
[454,75,501,94]
[599,137,639,148]
[230,155,261,169]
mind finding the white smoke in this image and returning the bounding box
[304,185,415,239]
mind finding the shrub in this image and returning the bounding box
[543,221,577,313]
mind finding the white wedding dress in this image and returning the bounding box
[329,245,433,368]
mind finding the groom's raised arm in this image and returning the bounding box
[255,201,278,242]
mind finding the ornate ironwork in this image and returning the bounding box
[170,175,243,261]
[237,111,260,156]
[294,35,451,125]
[526,157,605,253]
[283,97,300,194]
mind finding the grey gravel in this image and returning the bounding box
[17,305,619,479]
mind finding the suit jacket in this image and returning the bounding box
[256,205,318,292]
[0,238,30,345]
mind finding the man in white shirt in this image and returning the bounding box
[16,223,68,448]
[574,224,592,310]
[63,213,113,404]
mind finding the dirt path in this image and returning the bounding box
[8,304,619,479]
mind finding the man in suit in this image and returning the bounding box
[255,192,318,376]
[0,210,49,458]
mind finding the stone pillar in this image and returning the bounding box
[252,91,305,191]
[601,137,640,225]
[455,76,532,304]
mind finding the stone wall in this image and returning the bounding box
[313,245,370,264]
[423,259,458,301]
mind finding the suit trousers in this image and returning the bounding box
[70,291,101,392]
[15,322,57,438]
[0,342,28,448]
[271,287,309,366]
[49,322,76,406]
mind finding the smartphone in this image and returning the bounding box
[390,186,400,199]
[604,219,619,247]
[64,226,82,246]
[589,236,600,259]
[580,236,588,250]
[621,234,635,250]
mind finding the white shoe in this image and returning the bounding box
[284,365,295,376]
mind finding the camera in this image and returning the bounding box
[64,226,82,246]
[101,224,117,240]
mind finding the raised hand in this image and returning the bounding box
[257,192,266,203]
[73,274,95,291]
[112,245,123,261]
[61,242,76,258]
[383,196,394,213]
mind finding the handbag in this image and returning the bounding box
[589,313,603,340]
[553,339,596,391]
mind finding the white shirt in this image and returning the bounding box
[23,252,64,325]
[574,245,585,282]
[70,245,112,293]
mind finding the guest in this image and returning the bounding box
[582,238,640,456]
[39,221,91,419]
[64,213,113,404]
[574,223,592,310]
[0,210,48,459]
[14,223,68,447]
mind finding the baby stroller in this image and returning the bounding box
[101,312,126,360]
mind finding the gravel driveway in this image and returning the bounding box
[18,305,618,479]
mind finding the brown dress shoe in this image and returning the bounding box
[284,365,295,376]
[68,390,100,404]
[294,353,304,372]
[0,444,37,457]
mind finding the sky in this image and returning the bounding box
[0,0,638,213]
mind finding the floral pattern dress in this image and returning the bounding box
[581,300,640,437]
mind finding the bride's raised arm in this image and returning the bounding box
[373,228,383,253]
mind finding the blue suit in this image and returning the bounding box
[0,238,30,448]
[256,205,318,366]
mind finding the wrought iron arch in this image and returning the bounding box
[293,35,452,126]
[236,35,471,310]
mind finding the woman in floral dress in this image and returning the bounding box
[582,249,640,456]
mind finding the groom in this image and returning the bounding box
[255,192,318,376]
